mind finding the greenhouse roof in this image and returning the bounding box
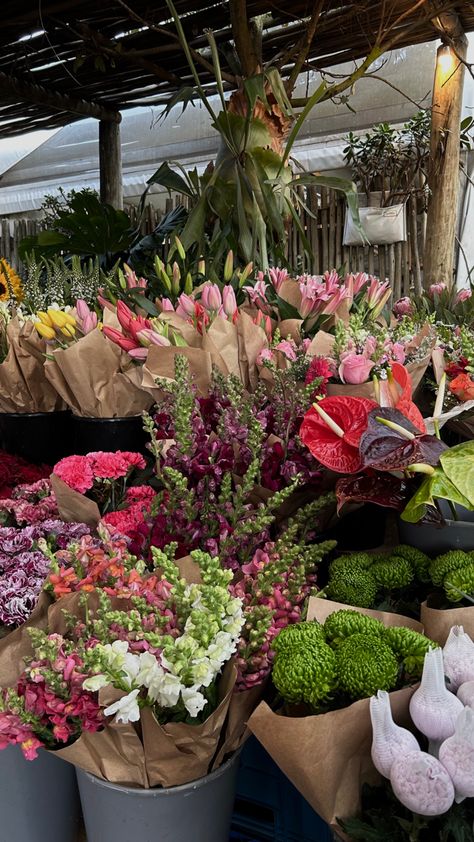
[0,0,473,137]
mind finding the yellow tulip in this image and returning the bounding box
[60,324,76,338]
[47,309,76,329]
[35,322,56,340]
[62,311,77,327]
[37,311,53,327]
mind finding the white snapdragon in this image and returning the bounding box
[181,685,207,718]
[104,689,141,724]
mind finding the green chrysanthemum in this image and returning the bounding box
[323,609,382,647]
[335,633,399,699]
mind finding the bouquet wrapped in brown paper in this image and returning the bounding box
[0,548,250,788]
[0,316,65,412]
[421,596,474,645]
[44,329,153,417]
[248,597,434,829]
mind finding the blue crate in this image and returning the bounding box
[232,736,332,842]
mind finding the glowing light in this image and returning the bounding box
[437,45,456,79]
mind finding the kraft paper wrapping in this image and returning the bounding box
[44,330,153,417]
[142,346,215,398]
[248,598,425,827]
[213,682,267,768]
[421,598,474,645]
[0,592,52,688]
[54,722,149,788]
[141,661,237,787]
[50,475,101,528]
[248,686,416,830]
[0,320,65,412]
[306,597,424,633]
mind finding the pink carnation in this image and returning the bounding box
[87,451,145,480]
[117,452,146,471]
[53,456,94,494]
[126,485,155,503]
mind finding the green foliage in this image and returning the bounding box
[20,191,134,268]
[339,782,474,842]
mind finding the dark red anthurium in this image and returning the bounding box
[359,407,447,472]
[300,396,377,473]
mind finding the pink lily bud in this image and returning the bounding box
[160,298,175,312]
[116,300,134,333]
[127,347,149,361]
[201,282,222,312]
[102,326,138,352]
[268,267,288,293]
[125,267,147,290]
[176,293,195,319]
[222,285,237,318]
[137,328,171,348]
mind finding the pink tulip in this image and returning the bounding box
[176,293,195,319]
[455,288,472,304]
[338,353,374,384]
[222,285,237,318]
[201,283,222,312]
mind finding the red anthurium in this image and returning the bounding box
[300,396,377,473]
[379,363,426,433]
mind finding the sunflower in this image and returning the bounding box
[0,258,23,302]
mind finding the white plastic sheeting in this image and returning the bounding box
[0,42,437,215]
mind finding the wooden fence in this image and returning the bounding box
[1,190,427,295]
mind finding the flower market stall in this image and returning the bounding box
[0,2,474,842]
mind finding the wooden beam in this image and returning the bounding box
[0,71,120,123]
[423,33,467,289]
[99,119,123,210]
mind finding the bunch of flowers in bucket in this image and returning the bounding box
[0,547,244,776]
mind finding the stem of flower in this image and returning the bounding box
[372,373,380,404]
[406,463,436,475]
[375,416,416,440]
[433,373,446,440]
[312,403,345,438]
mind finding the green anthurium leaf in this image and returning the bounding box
[146,162,195,198]
[401,468,473,523]
[440,440,474,506]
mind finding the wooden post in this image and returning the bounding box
[99,118,123,209]
[423,34,467,289]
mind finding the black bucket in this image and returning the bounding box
[71,415,148,456]
[0,410,71,465]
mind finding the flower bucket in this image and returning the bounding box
[398,502,474,554]
[70,414,148,455]
[0,410,71,464]
[0,746,79,842]
[77,750,241,842]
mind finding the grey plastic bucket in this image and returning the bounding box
[398,501,474,554]
[77,751,241,842]
[0,746,80,842]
